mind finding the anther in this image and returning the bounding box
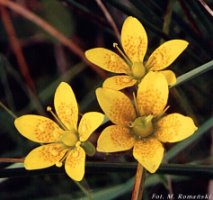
[47,106,52,112]
[46,106,68,131]
[113,43,132,66]
[56,161,63,167]
[55,150,69,167]
[113,42,118,48]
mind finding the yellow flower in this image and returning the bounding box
[85,16,188,90]
[96,72,197,173]
[14,82,104,181]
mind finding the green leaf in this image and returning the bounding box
[171,60,213,87]
[107,0,169,40]
[81,177,134,200]
[0,54,15,110]
[22,62,86,113]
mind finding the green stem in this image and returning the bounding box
[0,163,213,178]
[131,163,146,200]
[74,180,93,200]
[0,101,17,119]
[171,60,213,87]
[161,0,176,43]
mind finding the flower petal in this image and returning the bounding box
[121,16,148,62]
[96,87,136,126]
[78,112,105,142]
[85,48,130,73]
[103,75,137,90]
[24,143,67,170]
[137,72,168,116]
[160,70,176,85]
[146,39,188,70]
[65,146,86,181]
[97,125,135,152]
[133,137,164,173]
[155,113,197,143]
[14,115,63,143]
[54,82,78,130]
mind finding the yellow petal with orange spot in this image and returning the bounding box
[65,146,86,181]
[146,39,188,70]
[160,70,176,85]
[96,87,136,126]
[85,48,130,73]
[103,75,137,90]
[54,82,78,130]
[97,125,135,152]
[24,143,67,170]
[137,72,168,116]
[155,113,197,143]
[14,115,63,143]
[133,137,164,173]
[78,112,105,142]
[121,16,148,62]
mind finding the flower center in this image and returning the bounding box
[131,62,146,80]
[61,131,78,147]
[130,115,153,138]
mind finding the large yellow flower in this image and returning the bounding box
[96,72,197,173]
[85,16,188,90]
[14,82,104,181]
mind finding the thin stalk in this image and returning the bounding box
[0,162,213,178]
[74,180,93,200]
[96,0,120,41]
[0,0,106,78]
[198,0,213,17]
[161,0,176,42]
[131,163,145,200]
[0,6,35,91]
[179,0,202,36]
[0,158,92,198]
[171,60,213,87]
[107,0,169,40]
[0,157,24,163]
[0,101,17,119]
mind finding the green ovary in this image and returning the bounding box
[131,115,154,138]
[61,131,78,147]
[131,62,146,80]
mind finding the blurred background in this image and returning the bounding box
[0,0,212,199]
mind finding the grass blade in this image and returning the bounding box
[172,60,213,87]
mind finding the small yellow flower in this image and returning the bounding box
[85,16,188,90]
[14,82,104,181]
[96,72,197,173]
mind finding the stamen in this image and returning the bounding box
[133,92,140,116]
[56,161,63,167]
[47,106,68,130]
[155,106,170,120]
[113,43,132,66]
[55,149,69,167]
[163,106,170,113]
